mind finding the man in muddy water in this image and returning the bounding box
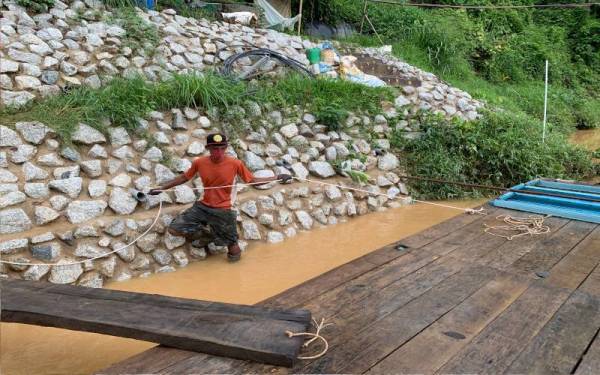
[149,133,292,262]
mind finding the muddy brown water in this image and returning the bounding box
[1,199,486,375]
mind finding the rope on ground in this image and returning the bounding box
[0,180,282,267]
[0,200,164,267]
[286,318,334,360]
[484,214,551,240]
[294,177,486,215]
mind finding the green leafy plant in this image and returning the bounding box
[314,101,348,131]
[391,111,596,199]
[346,170,370,184]
[108,6,159,55]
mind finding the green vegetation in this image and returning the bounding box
[15,0,54,13]
[299,0,600,129]
[107,6,159,55]
[0,73,390,142]
[0,74,243,142]
[256,74,394,131]
[391,111,597,199]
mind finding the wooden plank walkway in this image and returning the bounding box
[100,204,600,374]
[1,279,312,367]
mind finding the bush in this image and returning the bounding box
[391,111,596,199]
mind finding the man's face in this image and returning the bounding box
[208,145,227,162]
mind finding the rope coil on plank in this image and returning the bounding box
[484,214,551,240]
[286,318,333,360]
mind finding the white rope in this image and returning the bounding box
[0,180,280,267]
[484,214,551,240]
[286,318,334,360]
[294,177,485,215]
[0,176,483,267]
[0,200,164,267]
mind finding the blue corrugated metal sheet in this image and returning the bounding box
[491,179,600,224]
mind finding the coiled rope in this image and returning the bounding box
[0,177,483,266]
[286,318,333,360]
[484,214,551,240]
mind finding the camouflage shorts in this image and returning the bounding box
[169,202,238,246]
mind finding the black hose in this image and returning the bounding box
[220,48,314,79]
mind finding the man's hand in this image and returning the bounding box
[277,174,293,184]
[148,188,162,196]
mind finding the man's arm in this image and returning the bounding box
[148,174,189,195]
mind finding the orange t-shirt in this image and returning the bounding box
[184,156,254,209]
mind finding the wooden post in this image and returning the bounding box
[297,0,304,35]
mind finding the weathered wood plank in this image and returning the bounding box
[507,290,600,375]
[2,280,310,367]
[367,273,530,374]
[302,265,499,374]
[148,211,509,374]
[437,282,571,374]
[398,205,493,249]
[472,216,571,270]
[575,331,600,375]
[545,226,600,290]
[7,279,310,323]
[580,264,600,297]
[507,220,597,276]
[260,207,495,310]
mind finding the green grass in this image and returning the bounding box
[0,73,246,142]
[106,6,159,55]
[0,73,392,142]
[256,74,395,130]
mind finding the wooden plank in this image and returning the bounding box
[507,290,600,375]
[472,216,571,270]
[2,281,310,367]
[136,211,509,374]
[301,265,499,374]
[398,205,493,249]
[508,220,597,276]
[580,264,600,297]
[367,273,530,374]
[575,331,600,375]
[260,207,495,309]
[7,279,310,323]
[438,282,572,374]
[545,226,600,290]
[159,253,470,374]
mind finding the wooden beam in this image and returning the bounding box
[1,280,311,367]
